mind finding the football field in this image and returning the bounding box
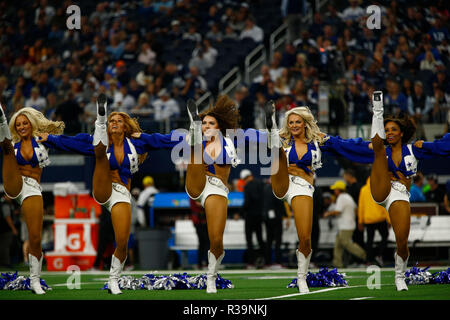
[1,268,449,300]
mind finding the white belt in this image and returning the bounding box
[391,181,409,195]
[207,176,229,193]
[112,183,130,196]
[23,176,42,192]
[290,175,311,187]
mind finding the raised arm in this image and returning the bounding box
[411,133,450,159]
[130,130,185,154]
[320,134,374,164]
[39,132,95,156]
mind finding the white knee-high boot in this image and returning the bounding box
[108,255,126,295]
[296,249,312,293]
[0,104,11,142]
[394,252,409,291]
[29,253,45,295]
[186,99,202,146]
[93,93,108,147]
[370,91,386,140]
[206,250,225,294]
[264,100,281,149]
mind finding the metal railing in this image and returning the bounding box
[269,22,288,62]
[218,66,242,96]
[244,44,266,85]
[195,91,214,112]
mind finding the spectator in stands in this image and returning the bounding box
[239,16,264,43]
[269,52,284,83]
[206,23,223,43]
[345,81,370,125]
[343,169,365,250]
[183,24,202,43]
[420,51,439,73]
[410,171,426,203]
[131,92,153,118]
[152,88,180,122]
[180,66,207,101]
[234,85,254,129]
[425,174,446,205]
[281,0,306,43]
[263,179,287,269]
[138,42,157,66]
[241,169,266,269]
[0,194,18,268]
[339,0,365,23]
[54,92,83,135]
[168,20,183,43]
[189,47,210,75]
[428,85,449,123]
[190,198,209,270]
[408,81,430,139]
[324,180,366,268]
[358,177,390,267]
[116,86,136,113]
[223,24,238,41]
[385,80,408,116]
[25,87,46,111]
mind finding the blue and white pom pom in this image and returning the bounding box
[102,273,234,290]
[287,267,347,288]
[405,265,450,285]
[0,272,52,291]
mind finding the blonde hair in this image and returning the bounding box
[279,106,324,148]
[9,107,65,143]
[107,111,147,164]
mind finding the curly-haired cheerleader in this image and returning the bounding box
[185,95,241,293]
[369,91,450,291]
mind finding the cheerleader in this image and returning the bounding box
[0,105,64,294]
[264,102,373,293]
[39,94,181,294]
[369,91,450,291]
[185,95,241,293]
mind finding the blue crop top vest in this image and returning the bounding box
[14,137,50,168]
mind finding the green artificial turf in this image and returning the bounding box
[1,269,449,300]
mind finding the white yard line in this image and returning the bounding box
[349,297,375,300]
[255,285,368,300]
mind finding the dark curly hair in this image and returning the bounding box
[199,95,241,135]
[384,113,417,144]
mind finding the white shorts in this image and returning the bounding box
[5,176,42,205]
[373,181,410,212]
[94,183,131,212]
[274,175,314,206]
[186,175,229,208]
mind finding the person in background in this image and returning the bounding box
[358,177,390,266]
[324,180,366,268]
[190,198,209,270]
[263,179,287,269]
[136,176,159,227]
[425,174,446,205]
[410,171,426,202]
[241,169,266,269]
[0,194,18,268]
[90,206,115,271]
[444,180,450,214]
[343,169,365,251]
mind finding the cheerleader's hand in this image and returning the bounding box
[37,132,49,142]
[131,132,142,138]
[414,140,424,148]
